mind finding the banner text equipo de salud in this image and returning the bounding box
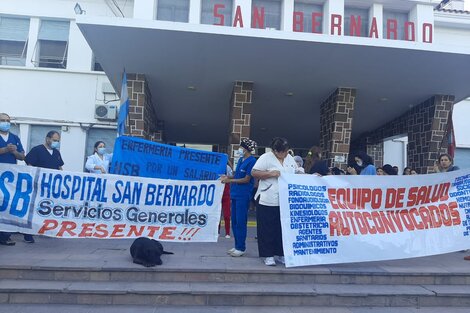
[327,183,462,236]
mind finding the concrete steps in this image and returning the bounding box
[2,305,470,313]
[1,275,470,307]
[2,237,470,309]
[1,267,470,285]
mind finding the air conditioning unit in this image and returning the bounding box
[94,104,117,120]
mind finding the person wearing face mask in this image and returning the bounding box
[24,130,64,243]
[0,113,25,246]
[251,137,299,266]
[220,138,257,257]
[25,130,64,170]
[85,141,113,174]
[346,151,376,175]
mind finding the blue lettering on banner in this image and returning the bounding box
[454,175,470,237]
[286,183,338,256]
[110,136,227,180]
[0,171,33,218]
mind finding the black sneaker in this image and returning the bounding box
[0,239,16,246]
[24,235,35,243]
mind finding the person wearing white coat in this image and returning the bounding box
[85,141,113,174]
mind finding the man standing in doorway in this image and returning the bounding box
[221,138,257,257]
[0,113,25,246]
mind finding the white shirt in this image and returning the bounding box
[85,153,113,174]
[253,152,298,206]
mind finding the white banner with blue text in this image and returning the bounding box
[279,170,470,267]
[0,164,224,241]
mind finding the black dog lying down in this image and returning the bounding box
[130,237,174,267]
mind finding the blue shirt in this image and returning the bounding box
[25,144,64,170]
[230,155,256,199]
[0,132,24,164]
[360,164,377,175]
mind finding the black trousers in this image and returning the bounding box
[0,232,11,242]
[256,203,284,257]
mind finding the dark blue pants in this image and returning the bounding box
[231,198,250,252]
[0,232,11,242]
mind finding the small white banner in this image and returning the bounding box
[279,170,470,267]
[0,164,224,242]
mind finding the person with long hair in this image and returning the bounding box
[434,153,459,173]
[251,137,299,266]
[303,146,328,176]
[346,151,376,175]
[403,167,412,175]
[85,141,113,174]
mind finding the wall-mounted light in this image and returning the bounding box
[187,86,196,91]
[74,3,86,15]
[285,92,294,97]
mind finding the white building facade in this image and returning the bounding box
[1,0,469,172]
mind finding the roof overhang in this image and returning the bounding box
[77,17,470,147]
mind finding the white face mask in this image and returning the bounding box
[356,161,363,167]
[97,147,106,155]
[0,122,10,132]
[237,148,244,157]
[51,141,60,149]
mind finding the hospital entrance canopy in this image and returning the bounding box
[77,2,470,148]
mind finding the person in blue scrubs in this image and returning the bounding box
[24,130,65,243]
[221,138,257,257]
[0,113,25,246]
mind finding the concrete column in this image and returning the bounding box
[67,21,93,71]
[368,3,383,39]
[409,4,434,43]
[228,81,253,163]
[189,0,201,24]
[134,0,156,20]
[407,95,455,174]
[127,73,164,141]
[323,0,344,35]
[319,87,356,170]
[281,0,294,31]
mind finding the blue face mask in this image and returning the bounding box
[0,122,10,132]
[97,147,106,155]
[51,141,60,149]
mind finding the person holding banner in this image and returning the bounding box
[221,138,257,257]
[23,130,64,243]
[434,153,460,173]
[219,163,233,238]
[0,113,25,246]
[252,137,299,266]
[85,141,113,174]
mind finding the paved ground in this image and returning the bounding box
[1,304,470,313]
[1,225,470,274]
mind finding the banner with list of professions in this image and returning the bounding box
[0,164,224,241]
[110,136,228,180]
[279,170,470,267]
